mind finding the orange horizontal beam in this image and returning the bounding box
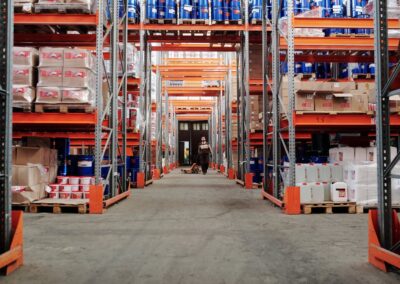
[170,101,215,107]
[13,112,97,125]
[293,17,400,29]
[129,23,263,32]
[156,65,230,71]
[14,13,98,26]
[13,132,139,140]
[282,37,400,51]
[177,115,209,121]
[175,110,212,114]
[70,140,139,146]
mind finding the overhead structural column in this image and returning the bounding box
[0,0,13,256]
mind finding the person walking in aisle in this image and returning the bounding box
[198,136,212,175]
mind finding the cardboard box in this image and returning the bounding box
[13,47,38,66]
[389,95,400,112]
[38,67,63,87]
[15,147,51,166]
[12,165,46,186]
[314,92,334,111]
[351,93,368,112]
[64,48,95,68]
[295,91,314,111]
[331,81,356,93]
[12,85,36,103]
[333,93,353,112]
[298,81,332,92]
[36,86,62,103]
[62,88,92,104]
[12,184,46,204]
[357,82,375,92]
[13,65,35,85]
[63,67,94,89]
[39,47,64,66]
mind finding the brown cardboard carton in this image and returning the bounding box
[12,85,36,103]
[351,93,368,112]
[333,93,353,112]
[12,165,46,186]
[12,184,46,204]
[298,81,332,92]
[15,147,51,166]
[357,81,375,92]
[314,92,334,111]
[12,147,17,162]
[63,67,94,89]
[64,48,95,68]
[295,91,314,111]
[389,95,400,112]
[331,81,356,92]
[13,65,35,85]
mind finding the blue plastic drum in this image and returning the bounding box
[77,155,94,176]
[180,0,193,19]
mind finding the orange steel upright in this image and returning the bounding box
[368,209,400,271]
[283,187,301,215]
[219,164,225,174]
[89,185,103,214]
[136,172,145,188]
[0,211,23,275]
[245,173,254,189]
[153,169,161,180]
[228,168,235,179]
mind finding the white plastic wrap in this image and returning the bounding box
[38,67,63,87]
[13,47,38,66]
[13,65,35,86]
[36,86,62,103]
[12,85,36,103]
[64,48,95,69]
[279,8,325,37]
[63,67,95,89]
[39,47,64,67]
[62,88,92,104]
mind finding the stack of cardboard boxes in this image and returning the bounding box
[250,96,263,131]
[12,146,58,204]
[12,47,38,109]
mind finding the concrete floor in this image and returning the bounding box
[3,169,400,284]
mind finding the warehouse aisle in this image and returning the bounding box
[4,169,400,284]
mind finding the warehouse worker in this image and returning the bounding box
[198,137,212,175]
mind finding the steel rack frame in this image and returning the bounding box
[0,0,13,257]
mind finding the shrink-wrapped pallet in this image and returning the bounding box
[62,88,92,104]
[13,65,35,85]
[64,48,95,69]
[63,67,94,89]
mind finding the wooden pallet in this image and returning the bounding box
[35,103,94,113]
[298,73,316,80]
[331,33,373,38]
[295,110,374,115]
[356,204,400,214]
[302,202,356,214]
[352,73,375,79]
[250,19,262,25]
[147,18,177,24]
[30,199,88,214]
[12,203,30,212]
[14,3,34,13]
[34,3,93,14]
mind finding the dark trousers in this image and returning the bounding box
[201,162,209,174]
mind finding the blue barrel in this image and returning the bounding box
[165,0,177,19]
[302,62,313,74]
[198,3,209,19]
[67,155,78,176]
[180,0,193,19]
[295,63,302,74]
[229,0,241,20]
[359,63,369,74]
[77,155,94,176]
[339,63,349,78]
[250,0,262,21]
[212,6,224,20]
[127,0,138,21]
[369,63,375,75]
[295,0,311,15]
[146,1,158,19]
[352,65,360,75]
[351,0,370,34]
[212,0,224,7]
[315,63,328,79]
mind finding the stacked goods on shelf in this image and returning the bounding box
[249,44,262,79]
[12,47,38,111]
[47,176,94,200]
[250,95,263,131]
[105,43,138,77]
[111,0,140,23]
[358,81,400,113]
[329,146,400,205]
[280,76,369,113]
[283,162,345,203]
[14,0,36,13]
[11,146,58,204]
[34,0,96,14]
[36,47,95,112]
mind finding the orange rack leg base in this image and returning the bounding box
[245,173,254,189]
[89,185,103,214]
[220,165,225,174]
[228,168,235,180]
[153,169,161,180]
[137,172,145,188]
[368,209,400,272]
[283,186,301,215]
[163,166,169,174]
[0,211,24,275]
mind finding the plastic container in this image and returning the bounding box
[330,182,348,202]
[60,185,72,199]
[180,0,193,19]
[311,182,325,203]
[298,182,312,203]
[127,0,138,22]
[80,177,92,185]
[69,177,80,185]
[57,176,69,184]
